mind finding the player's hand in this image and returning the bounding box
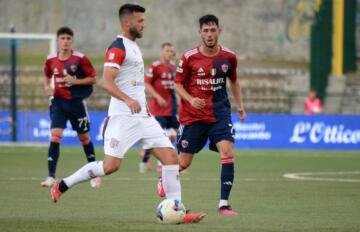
[189,97,206,109]
[63,75,77,86]
[238,109,246,122]
[44,85,53,97]
[125,98,142,114]
[156,96,167,107]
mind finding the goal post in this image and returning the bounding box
[0,32,56,142]
[0,32,57,54]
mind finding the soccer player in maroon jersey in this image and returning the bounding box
[41,27,101,188]
[158,15,246,215]
[139,42,180,173]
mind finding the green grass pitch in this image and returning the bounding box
[0,145,359,232]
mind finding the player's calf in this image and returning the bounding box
[41,134,62,187]
[103,156,122,174]
[78,133,96,163]
[178,152,194,172]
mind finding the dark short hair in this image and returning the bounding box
[57,27,73,37]
[161,42,173,49]
[119,3,146,20]
[199,14,219,28]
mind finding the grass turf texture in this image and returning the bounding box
[0,146,359,232]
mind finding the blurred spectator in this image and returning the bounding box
[304,89,323,115]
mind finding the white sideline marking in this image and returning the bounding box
[0,142,48,147]
[3,177,283,182]
[283,171,360,183]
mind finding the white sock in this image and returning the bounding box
[63,161,105,188]
[162,164,181,201]
[219,199,229,208]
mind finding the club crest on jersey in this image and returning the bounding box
[210,68,216,76]
[178,60,183,67]
[177,67,183,73]
[70,65,77,72]
[221,64,229,73]
[109,52,115,60]
[197,67,205,76]
[54,68,59,75]
[147,68,154,77]
[181,140,189,148]
[161,72,167,79]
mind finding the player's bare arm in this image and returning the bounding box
[63,75,96,86]
[144,82,167,107]
[102,66,141,114]
[230,78,246,121]
[174,83,205,109]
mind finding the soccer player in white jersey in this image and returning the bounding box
[50,3,205,224]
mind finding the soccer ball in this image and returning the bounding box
[156,199,186,224]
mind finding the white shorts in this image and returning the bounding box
[164,128,177,137]
[103,115,174,158]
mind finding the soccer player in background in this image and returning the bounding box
[50,3,205,224]
[41,27,101,188]
[139,42,179,173]
[158,14,246,215]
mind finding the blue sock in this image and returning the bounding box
[48,142,60,178]
[142,150,151,163]
[220,163,234,201]
[83,141,96,162]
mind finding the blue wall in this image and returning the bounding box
[232,114,360,150]
[1,112,359,150]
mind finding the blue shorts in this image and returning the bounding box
[49,98,90,134]
[177,117,234,154]
[155,116,180,130]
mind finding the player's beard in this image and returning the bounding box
[129,27,143,39]
[203,38,217,49]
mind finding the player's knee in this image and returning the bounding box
[79,134,91,145]
[50,134,62,144]
[162,151,178,165]
[220,146,234,158]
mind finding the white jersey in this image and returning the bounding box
[104,35,147,116]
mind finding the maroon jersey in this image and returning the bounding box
[145,60,177,116]
[44,51,96,100]
[175,46,237,125]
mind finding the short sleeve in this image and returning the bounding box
[229,55,238,81]
[174,54,190,84]
[44,60,53,78]
[104,47,126,70]
[144,64,155,84]
[81,55,96,77]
